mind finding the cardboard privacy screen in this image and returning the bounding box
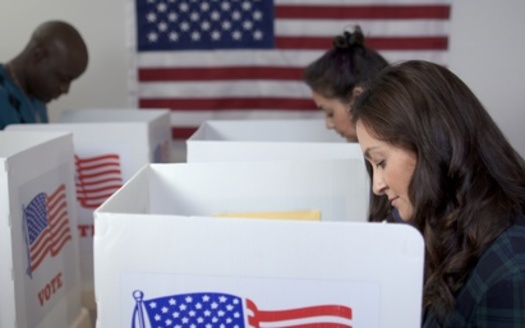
[59,108,172,164]
[97,160,369,222]
[187,119,364,162]
[6,109,171,316]
[94,163,424,327]
[0,131,89,328]
[6,111,171,312]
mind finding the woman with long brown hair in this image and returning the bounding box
[352,60,525,326]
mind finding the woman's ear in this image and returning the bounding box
[352,86,364,98]
[348,86,364,112]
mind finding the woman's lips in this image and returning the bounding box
[390,197,399,207]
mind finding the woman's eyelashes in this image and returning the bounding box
[323,109,333,118]
[365,158,385,170]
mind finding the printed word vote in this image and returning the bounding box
[38,272,63,306]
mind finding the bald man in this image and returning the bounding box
[0,20,88,129]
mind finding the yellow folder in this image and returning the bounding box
[214,210,321,221]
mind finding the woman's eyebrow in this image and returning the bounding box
[364,147,380,160]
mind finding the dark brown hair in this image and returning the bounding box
[304,26,389,222]
[352,60,525,320]
[303,26,388,103]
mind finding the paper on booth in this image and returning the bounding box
[0,131,83,328]
[214,209,321,221]
[94,162,424,327]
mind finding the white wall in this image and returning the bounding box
[0,0,131,121]
[1,0,524,157]
[448,0,525,157]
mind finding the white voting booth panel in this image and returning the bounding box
[94,164,424,328]
[187,119,364,162]
[6,118,170,272]
[59,108,172,164]
[6,117,170,314]
[102,160,369,222]
[0,131,86,328]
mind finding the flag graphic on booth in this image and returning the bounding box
[153,140,170,163]
[23,184,72,277]
[131,290,353,328]
[75,154,124,209]
[131,0,451,139]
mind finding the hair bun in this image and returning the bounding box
[333,26,365,50]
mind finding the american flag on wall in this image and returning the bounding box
[131,291,353,328]
[129,0,451,140]
[23,184,72,276]
[75,154,123,209]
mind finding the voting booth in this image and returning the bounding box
[187,119,364,162]
[59,108,172,164]
[60,108,178,162]
[94,162,424,327]
[0,131,90,328]
[6,110,171,315]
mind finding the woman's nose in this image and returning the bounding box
[372,171,387,196]
[325,117,334,129]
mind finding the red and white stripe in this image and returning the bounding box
[75,154,123,209]
[129,0,451,139]
[30,185,72,272]
[246,299,353,327]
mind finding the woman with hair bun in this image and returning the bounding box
[303,26,388,142]
[304,26,393,223]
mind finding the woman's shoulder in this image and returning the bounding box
[505,213,525,241]
[448,213,525,325]
[486,213,525,271]
[473,213,525,284]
